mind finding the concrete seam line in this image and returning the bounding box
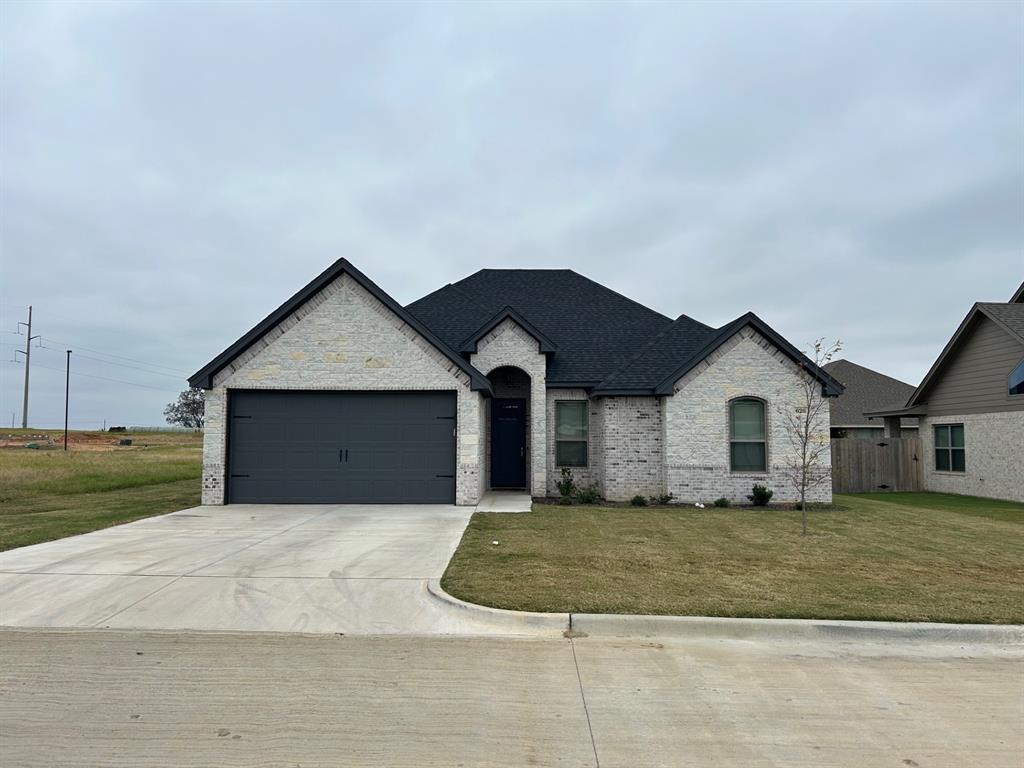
[90,575,184,627]
[570,638,600,768]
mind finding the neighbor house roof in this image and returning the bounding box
[901,301,1024,408]
[976,302,1024,343]
[866,297,1024,418]
[821,359,918,428]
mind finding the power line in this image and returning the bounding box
[0,302,192,374]
[38,336,190,375]
[36,343,186,380]
[3,341,188,382]
[3,360,181,392]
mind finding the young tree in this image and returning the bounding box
[164,387,205,429]
[776,338,841,535]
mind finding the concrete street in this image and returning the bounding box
[1,628,1020,768]
[0,504,549,635]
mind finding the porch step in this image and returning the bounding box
[475,491,532,514]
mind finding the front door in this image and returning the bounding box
[491,398,526,488]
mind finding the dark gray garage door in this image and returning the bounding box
[227,390,456,504]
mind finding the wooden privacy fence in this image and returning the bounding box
[831,437,923,493]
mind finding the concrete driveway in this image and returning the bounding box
[0,504,514,634]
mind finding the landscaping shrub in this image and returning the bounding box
[713,497,730,508]
[630,494,648,507]
[648,492,675,506]
[556,468,577,502]
[575,486,601,504]
[748,484,773,506]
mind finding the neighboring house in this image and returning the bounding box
[868,282,1024,502]
[822,359,918,439]
[190,259,842,506]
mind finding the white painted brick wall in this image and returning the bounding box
[202,273,483,505]
[471,318,547,496]
[920,412,1024,502]
[664,328,832,504]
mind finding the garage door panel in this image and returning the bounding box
[228,390,457,504]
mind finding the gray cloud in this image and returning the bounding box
[1,0,1021,428]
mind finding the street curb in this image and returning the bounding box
[425,580,570,632]
[569,614,1024,644]
[427,583,1023,644]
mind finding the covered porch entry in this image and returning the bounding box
[486,366,531,491]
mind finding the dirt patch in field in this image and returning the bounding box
[0,431,199,451]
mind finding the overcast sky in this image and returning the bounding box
[1,1,1021,429]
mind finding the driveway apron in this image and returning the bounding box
[0,504,524,635]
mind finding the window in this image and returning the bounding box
[730,398,766,472]
[556,401,588,467]
[1010,360,1024,396]
[934,424,965,472]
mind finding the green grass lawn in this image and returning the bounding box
[0,430,201,551]
[441,493,1024,624]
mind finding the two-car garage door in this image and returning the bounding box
[227,390,456,504]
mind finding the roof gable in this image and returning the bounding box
[406,269,672,385]
[907,301,1024,407]
[459,306,558,354]
[643,313,843,397]
[189,259,492,392]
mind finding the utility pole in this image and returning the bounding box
[64,350,72,451]
[16,306,40,429]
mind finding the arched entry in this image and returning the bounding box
[487,366,531,489]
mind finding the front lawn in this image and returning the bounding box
[441,493,1024,624]
[0,430,201,551]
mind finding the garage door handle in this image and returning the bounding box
[339,449,348,463]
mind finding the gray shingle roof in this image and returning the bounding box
[408,269,842,395]
[593,315,716,391]
[406,269,674,385]
[822,359,917,427]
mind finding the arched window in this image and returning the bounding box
[730,398,766,472]
[1009,360,1024,396]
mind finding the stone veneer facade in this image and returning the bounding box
[470,318,547,497]
[663,327,831,503]
[200,273,834,506]
[201,273,484,506]
[918,411,1024,502]
[540,328,831,503]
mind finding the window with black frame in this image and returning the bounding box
[729,398,767,472]
[555,401,588,467]
[934,424,965,472]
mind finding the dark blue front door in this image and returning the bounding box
[491,398,526,488]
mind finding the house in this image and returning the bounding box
[868,282,1024,502]
[189,259,843,506]
[822,359,918,439]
